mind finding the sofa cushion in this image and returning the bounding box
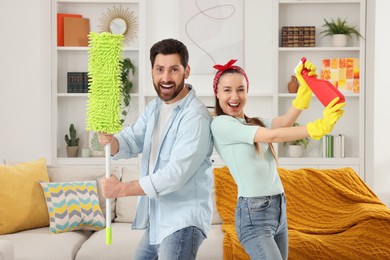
[0,158,50,235]
[75,223,144,260]
[197,224,224,260]
[0,239,14,260]
[114,166,139,223]
[47,166,119,222]
[0,227,92,260]
[40,181,105,233]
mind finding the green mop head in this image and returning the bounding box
[86,32,124,134]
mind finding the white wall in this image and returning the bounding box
[0,0,388,206]
[0,0,52,163]
[372,0,390,206]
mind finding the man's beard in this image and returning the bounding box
[154,79,185,102]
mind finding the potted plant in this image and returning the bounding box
[319,17,364,47]
[283,123,310,157]
[119,58,136,126]
[65,123,80,157]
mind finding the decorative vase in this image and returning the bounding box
[66,146,79,157]
[288,75,299,93]
[288,145,304,158]
[332,34,348,47]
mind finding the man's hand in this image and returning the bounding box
[101,175,121,198]
[98,133,115,146]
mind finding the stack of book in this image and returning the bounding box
[281,26,315,47]
[57,13,90,46]
[67,72,89,93]
[322,134,345,158]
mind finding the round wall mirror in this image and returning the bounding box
[99,6,138,44]
[109,18,127,35]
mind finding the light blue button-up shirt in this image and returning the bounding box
[113,85,213,244]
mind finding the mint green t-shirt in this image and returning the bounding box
[211,115,284,197]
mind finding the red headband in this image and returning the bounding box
[212,59,249,95]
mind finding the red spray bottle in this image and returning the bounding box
[299,57,345,107]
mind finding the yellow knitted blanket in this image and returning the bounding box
[214,167,390,260]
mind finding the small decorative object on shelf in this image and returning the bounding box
[99,5,138,45]
[81,147,90,158]
[281,26,315,47]
[88,131,104,157]
[283,123,310,158]
[65,123,80,157]
[287,75,299,93]
[320,58,360,93]
[319,17,364,47]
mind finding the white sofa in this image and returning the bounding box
[0,164,224,260]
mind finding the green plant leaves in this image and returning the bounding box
[320,17,363,39]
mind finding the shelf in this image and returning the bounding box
[274,0,366,178]
[52,0,144,166]
[278,93,360,98]
[279,0,361,5]
[279,47,360,52]
[58,0,139,3]
[279,157,360,165]
[57,93,139,97]
[58,47,139,51]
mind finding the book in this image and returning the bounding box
[326,135,334,158]
[67,72,85,93]
[333,134,346,158]
[64,17,90,46]
[322,136,327,158]
[57,13,82,46]
[323,134,345,158]
[281,26,315,47]
[83,72,89,93]
[67,72,75,93]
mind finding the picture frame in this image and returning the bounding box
[88,131,104,157]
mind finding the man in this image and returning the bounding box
[98,38,213,260]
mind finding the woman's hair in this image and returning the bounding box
[150,38,189,68]
[214,69,278,162]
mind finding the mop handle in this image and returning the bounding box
[105,143,112,245]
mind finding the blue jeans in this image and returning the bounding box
[235,193,288,260]
[133,226,206,260]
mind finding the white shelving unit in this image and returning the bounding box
[272,0,366,178]
[51,0,146,166]
[51,0,366,180]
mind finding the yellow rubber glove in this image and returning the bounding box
[292,60,318,110]
[307,97,346,140]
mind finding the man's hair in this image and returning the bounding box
[150,38,189,68]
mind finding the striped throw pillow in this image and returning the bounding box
[40,181,105,233]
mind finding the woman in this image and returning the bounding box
[211,59,345,259]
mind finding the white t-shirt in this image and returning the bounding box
[149,101,178,175]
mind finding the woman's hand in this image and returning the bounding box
[292,60,318,110]
[307,97,346,140]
